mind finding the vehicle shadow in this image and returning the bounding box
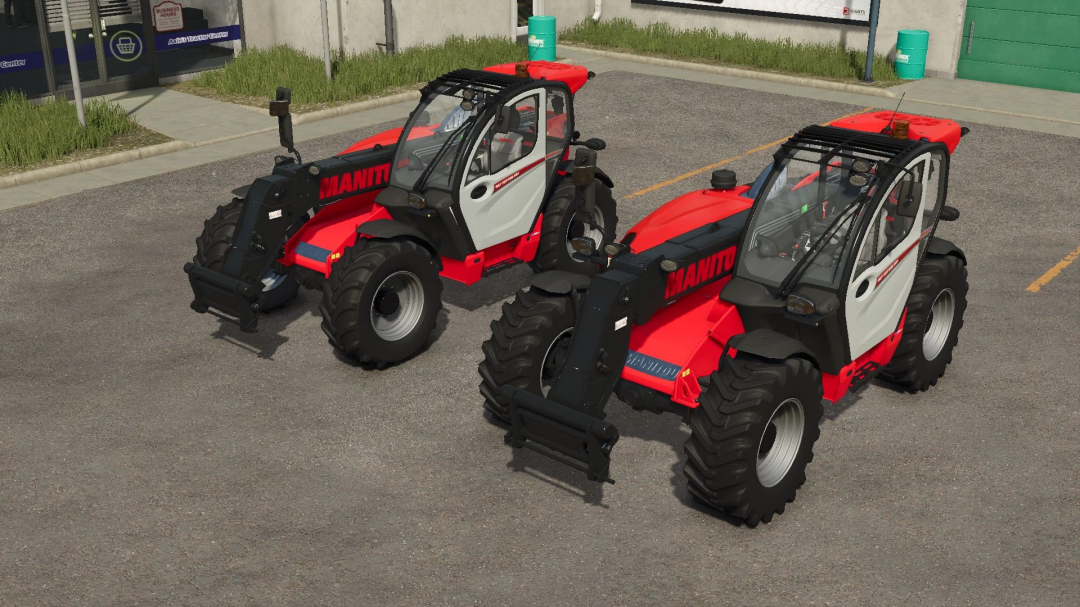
[209,290,318,359]
[489,386,866,523]
[439,265,532,312]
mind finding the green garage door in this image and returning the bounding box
[957,0,1080,93]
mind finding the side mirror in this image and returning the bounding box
[272,87,295,153]
[895,180,922,218]
[584,138,606,151]
[494,105,514,135]
[416,111,431,126]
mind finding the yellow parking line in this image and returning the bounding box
[1026,244,1080,293]
[624,107,876,200]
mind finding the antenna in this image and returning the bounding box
[882,91,907,135]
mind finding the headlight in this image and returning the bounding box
[786,293,815,316]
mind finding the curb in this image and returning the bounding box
[562,44,899,98]
[0,90,422,191]
[0,140,194,190]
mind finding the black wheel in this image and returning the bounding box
[684,355,824,526]
[193,198,303,313]
[880,254,968,391]
[528,178,618,276]
[478,288,577,423]
[320,238,443,368]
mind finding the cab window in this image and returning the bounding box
[852,162,923,279]
[466,95,540,184]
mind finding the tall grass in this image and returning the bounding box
[561,18,899,83]
[0,91,139,167]
[194,36,529,104]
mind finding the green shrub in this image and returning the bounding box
[0,90,139,167]
[194,36,529,104]
[561,18,899,82]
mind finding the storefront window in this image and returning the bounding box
[0,0,50,97]
[151,0,240,78]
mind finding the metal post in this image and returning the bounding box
[319,0,332,80]
[382,0,395,55]
[862,0,881,82]
[510,0,517,40]
[58,0,85,126]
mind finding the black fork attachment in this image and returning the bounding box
[183,145,396,332]
[502,212,747,482]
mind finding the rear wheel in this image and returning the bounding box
[880,254,968,391]
[320,238,443,368]
[194,198,302,313]
[478,288,577,423]
[684,355,824,526]
[529,178,618,276]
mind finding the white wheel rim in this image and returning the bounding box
[565,208,606,259]
[922,288,955,362]
[370,271,425,342]
[540,328,573,397]
[756,398,805,488]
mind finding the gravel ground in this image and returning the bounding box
[1,71,1077,606]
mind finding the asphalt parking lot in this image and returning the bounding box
[2,71,1078,605]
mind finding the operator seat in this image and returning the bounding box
[490,108,524,172]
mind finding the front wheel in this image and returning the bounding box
[684,355,824,526]
[320,238,443,368]
[529,178,618,276]
[478,288,577,423]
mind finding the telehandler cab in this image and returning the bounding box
[480,111,969,525]
[184,61,617,367]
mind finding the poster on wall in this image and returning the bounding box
[630,0,872,26]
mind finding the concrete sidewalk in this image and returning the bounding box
[3,48,1078,213]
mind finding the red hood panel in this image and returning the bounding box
[624,187,753,253]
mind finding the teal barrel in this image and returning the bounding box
[527,15,556,61]
[895,29,929,80]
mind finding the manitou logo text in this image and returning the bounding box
[664,246,737,299]
[319,163,391,199]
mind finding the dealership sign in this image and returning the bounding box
[153,1,184,32]
[630,0,872,25]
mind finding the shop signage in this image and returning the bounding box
[153,1,185,32]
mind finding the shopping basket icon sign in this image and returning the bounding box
[117,37,137,55]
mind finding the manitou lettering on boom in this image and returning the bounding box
[664,247,737,299]
[319,163,391,199]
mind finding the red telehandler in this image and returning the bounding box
[481,112,970,525]
[184,61,617,367]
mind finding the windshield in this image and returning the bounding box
[737,146,881,290]
[389,86,485,192]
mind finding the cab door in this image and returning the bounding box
[844,153,937,359]
[457,90,548,251]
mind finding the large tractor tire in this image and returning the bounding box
[684,355,824,526]
[880,254,968,391]
[320,238,443,368]
[194,198,302,312]
[529,178,618,276]
[478,288,577,423]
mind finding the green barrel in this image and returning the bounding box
[527,15,556,61]
[895,29,929,80]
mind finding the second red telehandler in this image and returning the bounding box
[480,112,970,525]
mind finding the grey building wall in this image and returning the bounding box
[240,0,515,57]
[544,0,968,79]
